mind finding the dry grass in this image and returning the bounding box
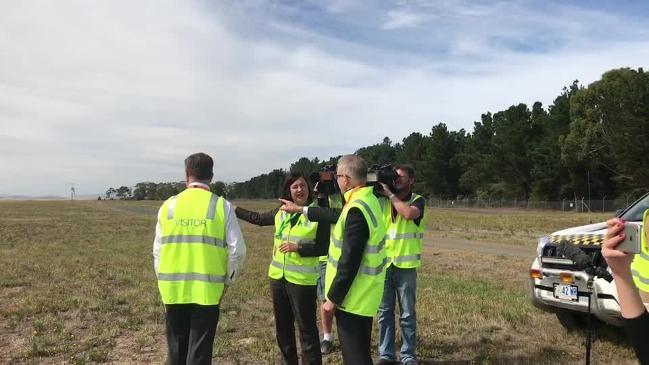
[0,200,638,364]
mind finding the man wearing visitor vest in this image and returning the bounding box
[375,164,425,365]
[152,153,246,365]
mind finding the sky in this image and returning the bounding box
[1,0,648,196]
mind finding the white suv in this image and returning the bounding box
[529,193,649,330]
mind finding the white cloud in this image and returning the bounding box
[382,10,426,30]
[0,0,647,196]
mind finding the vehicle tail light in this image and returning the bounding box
[560,272,574,284]
[529,269,542,279]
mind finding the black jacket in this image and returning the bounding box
[306,206,369,307]
[625,310,649,364]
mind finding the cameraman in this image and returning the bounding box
[603,215,649,365]
[375,164,425,365]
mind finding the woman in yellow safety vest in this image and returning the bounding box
[234,173,329,365]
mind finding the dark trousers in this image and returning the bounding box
[270,278,322,365]
[165,304,220,365]
[335,309,373,365]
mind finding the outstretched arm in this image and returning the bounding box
[278,198,341,223]
[233,205,277,226]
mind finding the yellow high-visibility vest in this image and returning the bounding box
[384,193,425,269]
[158,188,228,305]
[325,186,386,316]
[631,208,649,292]
[269,204,320,285]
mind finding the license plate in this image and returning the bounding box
[553,284,579,301]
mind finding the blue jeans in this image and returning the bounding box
[378,265,417,362]
[316,260,327,302]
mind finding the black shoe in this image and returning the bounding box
[320,339,333,354]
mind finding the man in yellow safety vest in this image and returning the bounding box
[152,153,246,365]
[375,164,425,365]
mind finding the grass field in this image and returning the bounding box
[424,207,610,245]
[0,200,639,364]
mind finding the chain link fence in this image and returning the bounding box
[426,198,632,213]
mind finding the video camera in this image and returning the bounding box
[309,164,339,196]
[556,241,613,282]
[367,164,398,194]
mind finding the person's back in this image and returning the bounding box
[157,187,228,305]
[153,152,246,365]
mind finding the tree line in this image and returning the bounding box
[104,182,227,200]
[108,67,649,202]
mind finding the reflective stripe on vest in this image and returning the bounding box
[161,235,226,248]
[393,254,421,264]
[325,186,386,317]
[206,194,219,219]
[269,206,320,285]
[356,199,378,228]
[277,234,316,246]
[386,232,424,240]
[158,272,226,283]
[167,195,177,219]
[632,270,649,285]
[167,194,219,220]
[632,208,649,291]
[158,188,228,305]
[384,193,425,269]
[327,255,387,276]
[270,259,319,274]
[331,236,385,253]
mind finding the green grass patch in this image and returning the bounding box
[0,200,637,364]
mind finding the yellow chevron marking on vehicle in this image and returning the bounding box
[550,234,604,246]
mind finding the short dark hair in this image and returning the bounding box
[185,153,214,181]
[280,172,312,204]
[394,164,414,179]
